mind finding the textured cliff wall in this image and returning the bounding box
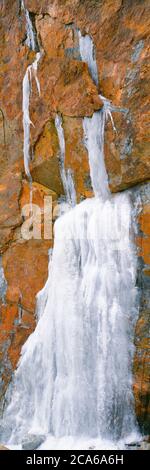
[0,0,149,433]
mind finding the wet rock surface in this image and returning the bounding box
[22,434,45,450]
[125,435,150,451]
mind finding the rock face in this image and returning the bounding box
[134,190,150,434]
[22,434,45,450]
[0,0,149,433]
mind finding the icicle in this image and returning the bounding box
[22,0,41,180]
[21,0,36,51]
[83,109,110,199]
[22,65,33,179]
[55,114,76,207]
[36,249,53,322]
[78,31,99,86]
[32,52,41,95]
[22,53,41,180]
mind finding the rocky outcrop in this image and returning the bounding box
[0,0,149,432]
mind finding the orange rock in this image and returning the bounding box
[134,310,150,434]
[20,180,58,209]
[0,171,22,253]
[29,56,102,148]
[2,239,51,313]
[139,205,150,237]
[25,0,49,13]
[63,116,93,200]
[0,302,36,401]
[53,60,102,116]
[0,303,19,400]
[137,238,150,265]
[134,203,150,433]
[137,205,150,264]
[36,18,72,59]
[31,120,64,195]
[0,304,19,334]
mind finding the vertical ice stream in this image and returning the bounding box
[78,31,99,86]
[22,1,36,51]
[78,31,116,199]
[22,0,41,180]
[55,115,76,207]
[22,52,41,179]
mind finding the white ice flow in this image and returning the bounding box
[23,53,41,179]
[21,0,36,51]
[78,31,99,86]
[2,193,138,446]
[55,114,76,207]
[22,0,41,179]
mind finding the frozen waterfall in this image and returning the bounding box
[0,31,139,450]
[1,193,138,445]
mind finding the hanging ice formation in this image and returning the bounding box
[55,115,76,208]
[0,28,139,449]
[78,31,99,86]
[22,0,41,180]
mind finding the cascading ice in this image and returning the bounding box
[1,194,138,444]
